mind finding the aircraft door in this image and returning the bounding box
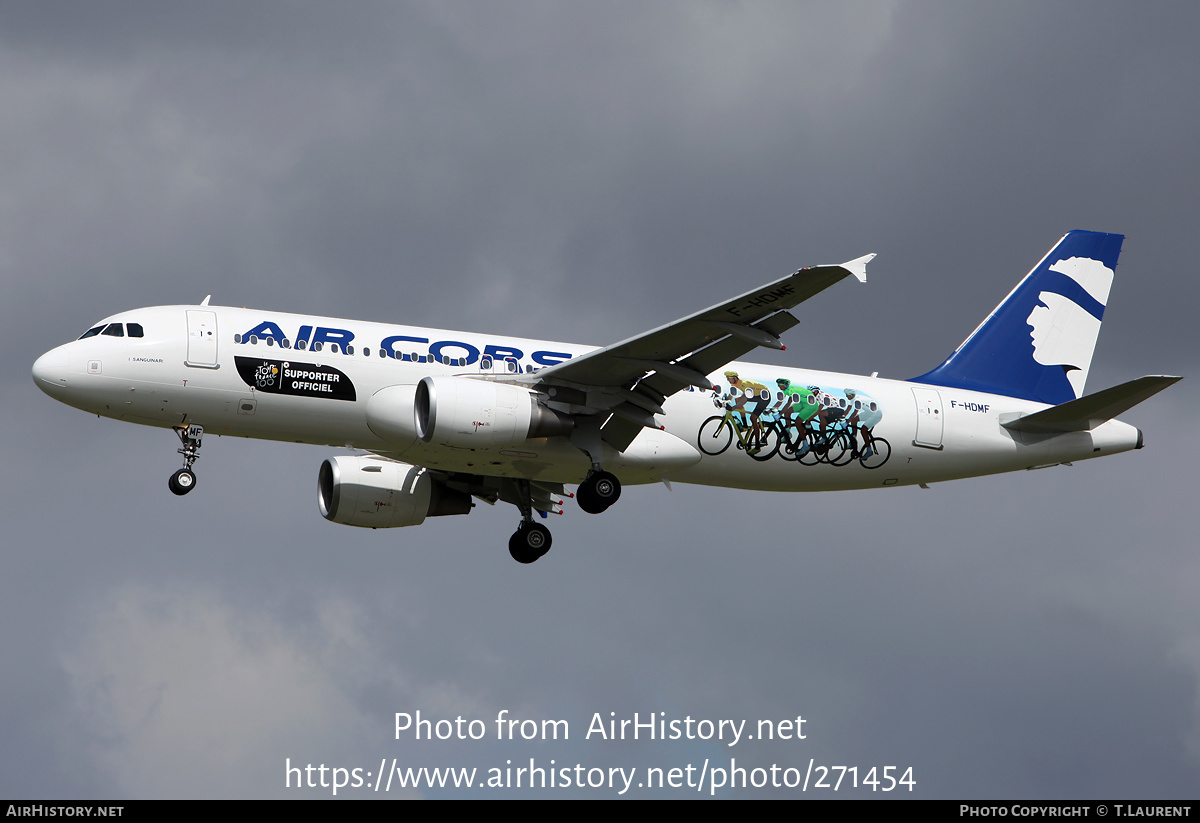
[911,387,944,449]
[186,310,219,368]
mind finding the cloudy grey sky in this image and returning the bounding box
[3,1,1198,798]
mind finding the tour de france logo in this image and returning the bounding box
[255,361,279,388]
[234,356,357,402]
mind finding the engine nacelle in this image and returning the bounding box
[365,384,420,449]
[318,455,472,528]
[414,375,571,448]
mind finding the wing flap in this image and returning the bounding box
[533,259,870,391]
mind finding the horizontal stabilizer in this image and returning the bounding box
[1001,375,1181,434]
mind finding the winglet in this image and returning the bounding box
[200,295,212,307]
[840,253,875,284]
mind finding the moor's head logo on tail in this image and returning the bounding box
[912,230,1124,406]
[1026,255,1114,399]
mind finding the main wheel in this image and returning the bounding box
[509,522,551,564]
[697,416,733,455]
[169,468,196,496]
[577,470,621,514]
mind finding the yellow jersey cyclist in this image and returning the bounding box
[723,371,772,452]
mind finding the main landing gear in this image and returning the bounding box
[509,520,552,565]
[506,470,621,563]
[576,470,621,514]
[169,424,203,496]
[508,478,553,564]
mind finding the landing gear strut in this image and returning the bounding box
[169,424,203,496]
[577,470,621,514]
[507,479,553,564]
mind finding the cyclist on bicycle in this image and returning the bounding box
[723,371,771,453]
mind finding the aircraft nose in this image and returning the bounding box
[32,346,69,395]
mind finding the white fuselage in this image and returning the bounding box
[32,304,1142,491]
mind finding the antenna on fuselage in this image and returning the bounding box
[200,295,211,306]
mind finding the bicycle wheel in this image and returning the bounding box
[748,424,781,461]
[859,437,891,469]
[825,431,854,466]
[697,416,734,455]
[778,427,802,461]
[798,429,822,466]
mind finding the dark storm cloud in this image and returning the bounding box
[2,1,1197,798]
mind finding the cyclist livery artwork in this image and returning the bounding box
[700,371,890,469]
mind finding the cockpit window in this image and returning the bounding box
[79,326,105,339]
[101,324,125,337]
[127,323,144,338]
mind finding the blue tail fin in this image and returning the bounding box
[912,230,1124,405]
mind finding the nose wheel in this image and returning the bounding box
[169,424,204,496]
[169,468,197,495]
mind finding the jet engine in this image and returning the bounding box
[413,375,571,448]
[318,455,472,528]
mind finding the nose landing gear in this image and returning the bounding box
[169,424,203,496]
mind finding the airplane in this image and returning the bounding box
[31,230,1179,564]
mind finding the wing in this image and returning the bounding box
[521,255,875,451]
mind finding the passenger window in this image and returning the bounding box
[346,345,354,355]
[282,339,291,349]
[249,335,258,345]
[481,356,493,369]
[330,343,340,354]
[297,340,306,350]
[127,323,144,338]
[79,326,105,339]
[102,324,124,337]
[233,333,242,343]
[266,337,275,346]
[312,342,323,352]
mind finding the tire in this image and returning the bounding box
[577,483,604,514]
[578,470,620,514]
[590,471,621,505]
[860,437,891,469]
[169,468,196,496]
[509,522,551,564]
[697,416,733,456]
